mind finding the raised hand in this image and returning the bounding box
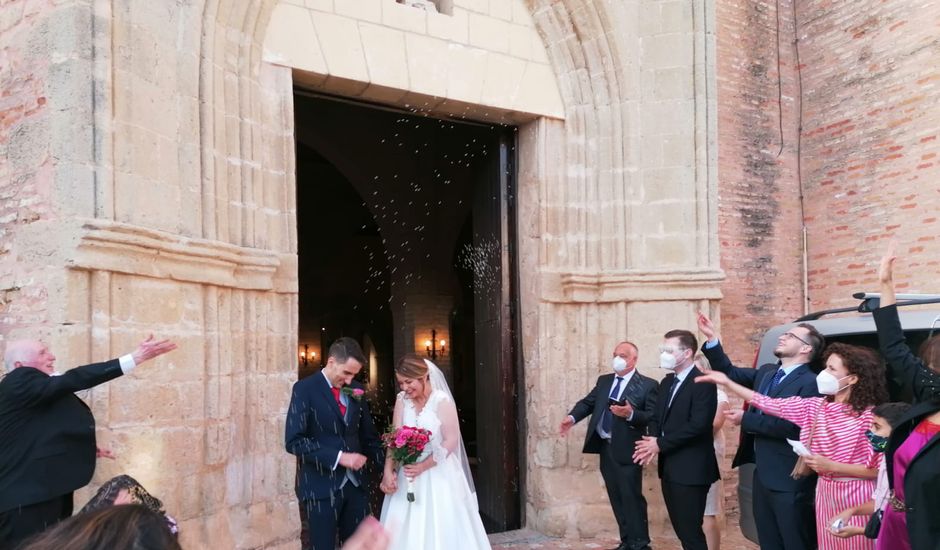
[878,248,897,284]
[695,370,730,386]
[130,334,178,366]
[697,311,717,341]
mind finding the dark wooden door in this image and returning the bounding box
[472,130,520,532]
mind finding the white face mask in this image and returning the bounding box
[612,356,629,373]
[659,352,677,370]
[816,370,851,395]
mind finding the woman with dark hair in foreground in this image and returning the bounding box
[17,504,180,550]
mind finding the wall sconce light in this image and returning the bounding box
[299,345,317,366]
[425,329,446,360]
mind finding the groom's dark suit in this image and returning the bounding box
[285,372,383,550]
[568,369,658,550]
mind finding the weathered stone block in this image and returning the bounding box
[468,11,510,53]
[381,1,427,34]
[311,12,368,83]
[360,23,409,91]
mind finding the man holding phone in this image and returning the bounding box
[560,341,659,550]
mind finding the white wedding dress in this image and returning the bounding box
[380,381,491,550]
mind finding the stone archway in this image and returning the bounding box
[1,0,719,547]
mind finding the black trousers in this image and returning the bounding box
[0,493,73,550]
[753,470,817,550]
[599,443,651,550]
[661,480,709,550]
[301,483,368,550]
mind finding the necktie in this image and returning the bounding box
[666,375,680,407]
[764,368,786,395]
[601,376,624,434]
[331,386,347,417]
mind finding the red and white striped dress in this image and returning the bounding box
[751,394,879,550]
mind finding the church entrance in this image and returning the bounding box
[293,92,523,532]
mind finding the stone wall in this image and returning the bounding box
[714,0,807,519]
[1,1,299,548]
[518,0,722,539]
[264,0,564,121]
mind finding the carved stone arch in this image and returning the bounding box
[208,0,720,540]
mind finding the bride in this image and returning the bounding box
[379,354,491,549]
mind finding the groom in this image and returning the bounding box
[285,337,384,550]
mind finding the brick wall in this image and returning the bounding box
[718,0,940,345]
[716,0,805,367]
[716,0,940,523]
[796,1,940,306]
[716,0,805,365]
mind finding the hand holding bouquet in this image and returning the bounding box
[382,425,432,502]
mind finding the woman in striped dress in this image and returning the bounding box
[697,342,888,550]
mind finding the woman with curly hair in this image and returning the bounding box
[697,342,889,550]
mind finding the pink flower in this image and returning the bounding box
[341,386,365,401]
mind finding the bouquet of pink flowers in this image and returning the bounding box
[382,425,432,502]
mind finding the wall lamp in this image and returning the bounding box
[299,344,317,366]
[425,329,446,360]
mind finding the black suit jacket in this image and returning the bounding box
[285,373,384,501]
[0,360,123,513]
[568,370,658,464]
[701,341,820,492]
[874,304,940,403]
[648,366,719,486]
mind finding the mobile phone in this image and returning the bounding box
[831,518,844,532]
[608,398,628,407]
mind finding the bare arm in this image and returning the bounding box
[879,250,897,307]
[384,397,404,475]
[808,456,877,479]
[696,371,756,403]
[713,400,730,435]
[436,397,461,455]
[129,335,178,366]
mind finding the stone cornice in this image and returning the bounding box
[47,219,296,292]
[540,268,725,303]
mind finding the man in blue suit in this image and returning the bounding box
[285,337,384,550]
[697,312,822,550]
